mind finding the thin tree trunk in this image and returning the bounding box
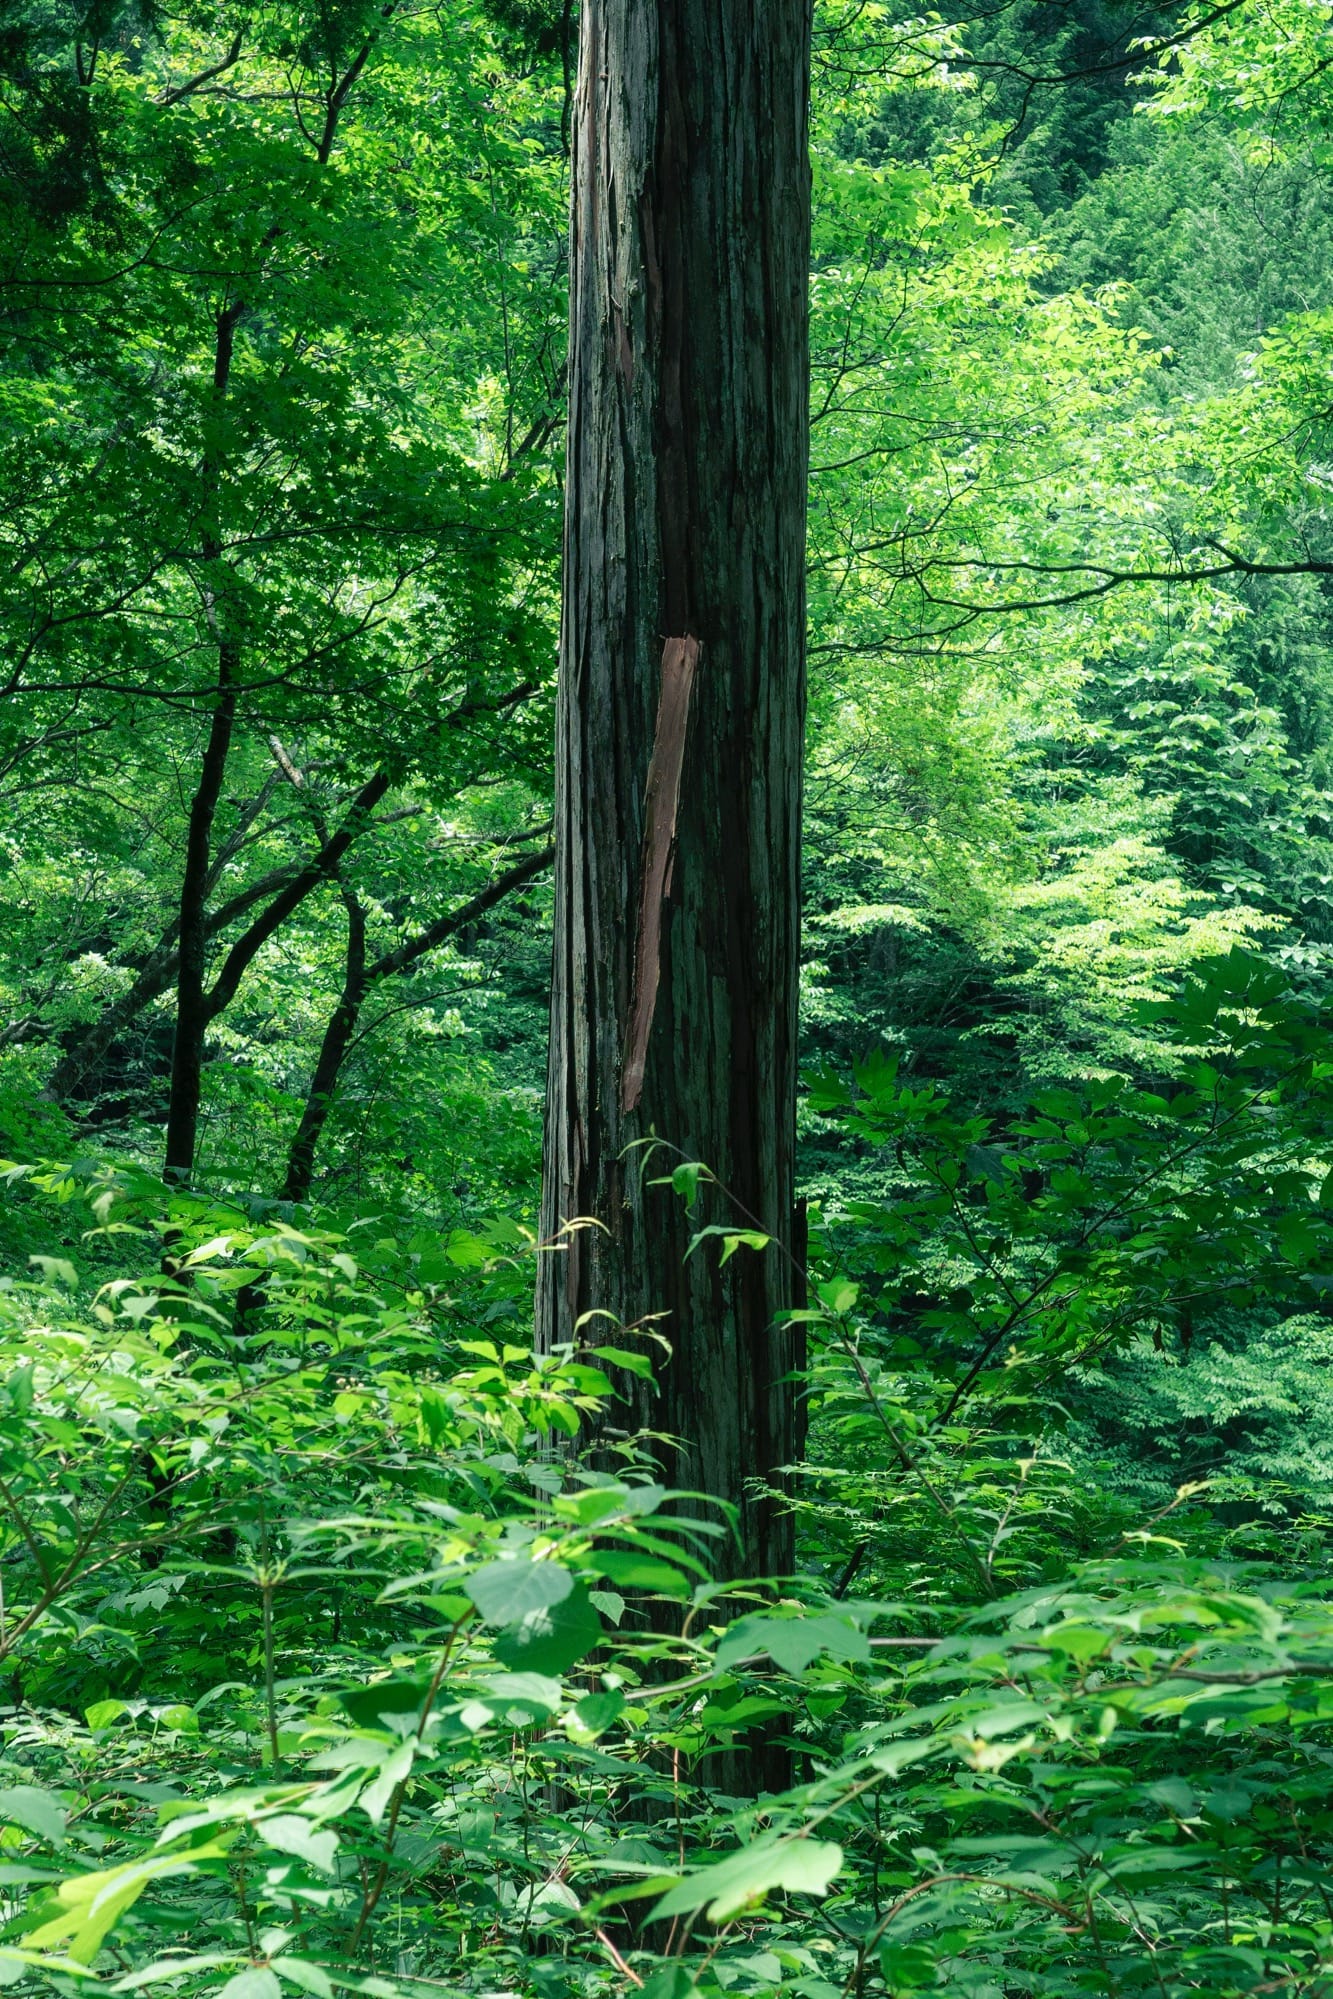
[281,843,554,1202]
[537,0,811,1582]
[164,649,238,1181]
[283,887,367,1203]
[162,761,390,1178]
[52,690,538,1119]
[164,303,241,1183]
[46,863,301,1101]
[158,41,379,1186]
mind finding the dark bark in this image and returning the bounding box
[163,658,238,1179]
[46,864,302,1100]
[162,763,393,1178]
[203,770,391,1021]
[283,886,368,1203]
[164,303,242,1182]
[160,46,381,1185]
[361,841,553,984]
[163,695,233,1172]
[282,843,554,1202]
[537,0,812,1583]
[52,684,539,1117]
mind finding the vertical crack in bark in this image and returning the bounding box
[621,633,699,1112]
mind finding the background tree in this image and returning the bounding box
[0,0,565,1192]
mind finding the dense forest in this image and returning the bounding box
[8,0,1333,1992]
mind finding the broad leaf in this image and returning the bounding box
[651,1837,844,1921]
[464,1559,573,1625]
[493,1583,602,1674]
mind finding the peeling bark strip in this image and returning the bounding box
[621,635,699,1111]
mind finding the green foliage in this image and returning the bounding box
[7,1156,1333,1999]
[10,4,1333,1999]
[796,953,1333,1597]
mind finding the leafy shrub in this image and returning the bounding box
[8,974,1333,1999]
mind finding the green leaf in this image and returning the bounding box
[465,1558,573,1625]
[715,1611,870,1675]
[651,1837,844,1922]
[256,1816,339,1876]
[684,1226,771,1264]
[359,1744,414,1824]
[22,1846,227,1963]
[218,1972,283,1999]
[28,1256,78,1290]
[1202,1783,1253,1821]
[479,1672,563,1715]
[494,1584,602,1673]
[1146,1778,1196,1816]
[110,1958,237,1991]
[880,1943,939,1992]
[595,1551,691,1596]
[719,1230,771,1265]
[0,1788,66,1846]
[640,1970,696,1999]
[445,1232,494,1270]
[339,1678,432,1730]
[449,1810,494,1853]
[271,1962,334,1999]
[589,1346,655,1379]
[568,1690,625,1740]
[1043,1623,1112,1663]
[963,1698,1047,1740]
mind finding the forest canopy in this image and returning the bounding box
[5,0,1333,1995]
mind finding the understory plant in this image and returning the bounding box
[5,1070,1333,1999]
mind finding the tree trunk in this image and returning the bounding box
[283,886,367,1203]
[538,0,811,1583]
[164,642,237,1181]
[164,303,241,1184]
[283,843,554,1203]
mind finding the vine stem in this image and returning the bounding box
[594,1928,643,1987]
[348,1612,472,1954]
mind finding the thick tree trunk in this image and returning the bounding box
[538,0,811,1582]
